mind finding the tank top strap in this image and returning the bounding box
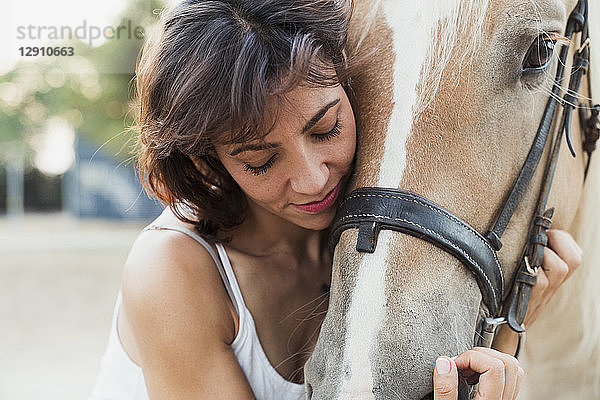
[214,243,248,313]
[142,224,241,315]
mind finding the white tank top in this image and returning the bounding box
[89,225,306,400]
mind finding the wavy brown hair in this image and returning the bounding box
[134,0,354,239]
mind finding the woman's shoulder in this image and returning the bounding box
[126,207,214,275]
[121,208,237,345]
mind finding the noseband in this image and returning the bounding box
[329,0,599,356]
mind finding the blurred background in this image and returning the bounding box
[1,1,175,398]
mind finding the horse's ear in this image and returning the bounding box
[590,1,600,98]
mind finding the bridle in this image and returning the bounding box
[329,0,600,357]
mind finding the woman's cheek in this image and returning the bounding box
[220,160,274,197]
[340,126,357,172]
[237,173,287,205]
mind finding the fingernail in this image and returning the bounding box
[436,357,451,375]
[575,241,583,256]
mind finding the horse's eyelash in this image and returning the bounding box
[545,32,569,44]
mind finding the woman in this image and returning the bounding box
[90,0,583,399]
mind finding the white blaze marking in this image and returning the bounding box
[339,1,461,397]
[378,1,435,188]
[339,230,394,398]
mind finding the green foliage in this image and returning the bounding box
[0,0,166,163]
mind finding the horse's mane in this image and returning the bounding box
[566,146,600,388]
[544,1,600,388]
[528,1,600,398]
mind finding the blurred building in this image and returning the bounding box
[0,136,163,220]
[63,137,162,219]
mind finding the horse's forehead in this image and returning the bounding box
[373,0,577,179]
[490,0,576,30]
[364,0,581,254]
[374,0,459,188]
[500,0,577,17]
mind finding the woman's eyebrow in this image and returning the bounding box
[302,98,340,133]
[229,141,280,156]
[229,98,340,156]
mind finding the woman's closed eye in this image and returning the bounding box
[242,119,343,176]
[243,154,278,176]
[312,118,342,142]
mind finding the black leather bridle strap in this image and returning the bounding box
[329,187,504,316]
[505,0,593,339]
[483,17,578,252]
[580,16,600,178]
[581,104,600,178]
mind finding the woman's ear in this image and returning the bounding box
[189,155,204,171]
[190,151,226,177]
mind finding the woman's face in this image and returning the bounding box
[216,83,356,231]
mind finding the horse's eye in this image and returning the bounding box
[522,35,556,72]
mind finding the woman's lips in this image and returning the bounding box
[292,182,342,214]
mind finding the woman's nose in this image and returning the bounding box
[289,153,329,195]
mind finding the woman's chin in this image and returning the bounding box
[290,209,337,231]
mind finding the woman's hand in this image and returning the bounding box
[492,229,583,354]
[433,348,524,400]
[433,230,579,398]
[521,229,582,325]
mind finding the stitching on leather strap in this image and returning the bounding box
[338,213,499,308]
[340,193,504,285]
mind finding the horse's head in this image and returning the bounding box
[305,0,597,398]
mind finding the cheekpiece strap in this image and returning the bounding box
[505,208,554,333]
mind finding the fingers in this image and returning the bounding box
[546,229,582,281]
[453,348,522,400]
[433,357,459,400]
[540,247,568,295]
[527,247,561,318]
[524,230,582,327]
[514,362,525,399]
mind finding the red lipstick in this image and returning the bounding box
[292,182,342,214]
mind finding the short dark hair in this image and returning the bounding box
[134,0,354,239]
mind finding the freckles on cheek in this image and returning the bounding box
[262,179,285,199]
[343,140,357,171]
[242,178,285,205]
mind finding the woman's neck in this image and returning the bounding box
[227,201,327,260]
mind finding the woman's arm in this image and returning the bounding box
[492,229,583,354]
[120,229,256,400]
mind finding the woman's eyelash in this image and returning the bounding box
[243,154,277,176]
[242,120,342,176]
[312,119,342,142]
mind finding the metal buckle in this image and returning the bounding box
[524,256,540,276]
[478,317,528,358]
[478,317,507,348]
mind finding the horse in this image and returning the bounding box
[304,0,600,399]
